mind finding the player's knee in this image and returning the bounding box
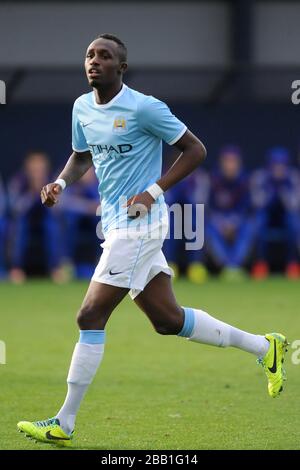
[154,316,183,336]
[77,305,96,329]
[77,303,107,330]
[146,304,184,336]
[154,320,182,335]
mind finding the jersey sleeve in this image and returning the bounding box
[72,101,90,152]
[138,96,187,145]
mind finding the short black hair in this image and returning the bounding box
[96,33,127,62]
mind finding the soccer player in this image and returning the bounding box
[17,34,288,447]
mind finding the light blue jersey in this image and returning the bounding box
[72,84,187,234]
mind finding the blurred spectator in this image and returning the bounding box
[250,147,300,279]
[0,175,7,279]
[164,168,210,283]
[8,150,65,283]
[206,146,253,280]
[59,168,101,279]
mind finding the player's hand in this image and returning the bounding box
[41,183,62,207]
[126,191,155,219]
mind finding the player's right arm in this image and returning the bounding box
[41,150,92,207]
[41,97,92,208]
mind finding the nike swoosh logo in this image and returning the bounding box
[82,122,93,127]
[268,339,277,373]
[45,430,71,441]
[109,269,122,275]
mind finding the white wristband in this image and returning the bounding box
[54,178,67,190]
[146,183,164,200]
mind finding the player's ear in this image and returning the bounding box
[119,62,128,75]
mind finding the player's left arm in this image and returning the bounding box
[127,130,206,213]
[157,129,206,192]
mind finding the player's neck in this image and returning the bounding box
[93,81,123,105]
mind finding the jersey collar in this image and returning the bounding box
[93,83,127,109]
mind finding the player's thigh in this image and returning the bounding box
[134,272,183,332]
[78,280,129,329]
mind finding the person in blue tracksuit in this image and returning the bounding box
[8,151,64,283]
[250,147,300,279]
[163,168,210,281]
[207,146,253,279]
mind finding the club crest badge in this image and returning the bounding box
[113,116,127,133]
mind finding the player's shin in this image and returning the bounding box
[178,307,269,358]
[55,330,105,435]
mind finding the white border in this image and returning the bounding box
[167,126,187,145]
[72,146,90,153]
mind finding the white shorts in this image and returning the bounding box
[92,214,172,299]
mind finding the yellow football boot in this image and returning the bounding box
[17,417,73,447]
[258,333,289,398]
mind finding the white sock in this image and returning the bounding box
[56,341,104,435]
[55,383,86,435]
[179,307,269,358]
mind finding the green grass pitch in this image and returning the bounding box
[0,277,299,450]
